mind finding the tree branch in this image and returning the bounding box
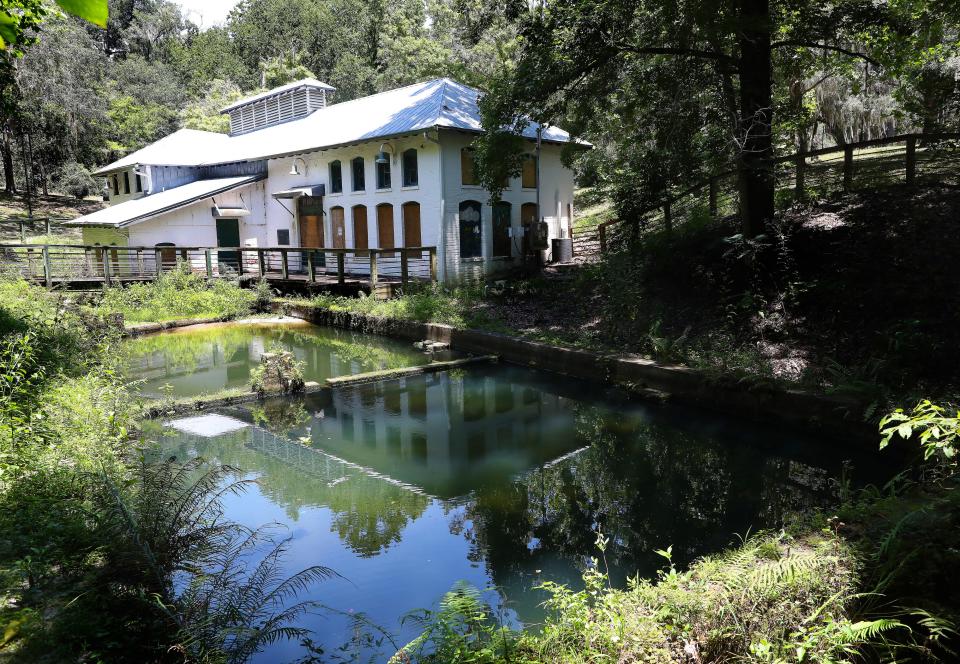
[771,40,879,67]
[613,42,733,62]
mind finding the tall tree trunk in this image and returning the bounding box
[736,0,775,237]
[2,129,15,194]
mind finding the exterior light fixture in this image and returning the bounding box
[289,157,307,176]
[375,142,394,164]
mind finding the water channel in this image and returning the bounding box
[125,322,885,661]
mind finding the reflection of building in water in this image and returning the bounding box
[299,371,579,496]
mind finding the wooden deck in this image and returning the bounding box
[0,244,438,295]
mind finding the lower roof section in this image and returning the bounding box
[65,175,266,229]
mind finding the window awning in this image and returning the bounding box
[272,184,325,199]
[211,205,251,217]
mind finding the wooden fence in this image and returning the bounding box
[0,216,73,243]
[0,244,438,290]
[597,132,960,252]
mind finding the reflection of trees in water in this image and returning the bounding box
[251,400,310,436]
[153,428,429,557]
[456,405,841,591]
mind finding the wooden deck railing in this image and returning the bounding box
[0,244,438,290]
[597,131,960,252]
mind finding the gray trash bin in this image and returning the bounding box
[551,237,573,263]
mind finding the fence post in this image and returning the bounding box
[258,249,266,277]
[400,249,409,285]
[205,249,213,278]
[905,136,917,187]
[18,219,25,243]
[337,253,345,284]
[85,247,93,275]
[154,248,163,276]
[663,200,672,234]
[369,249,378,289]
[280,249,289,280]
[101,247,111,288]
[136,249,145,277]
[599,224,607,253]
[429,247,438,282]
[44,218,50,236]
[307,250,317,282]
[843,145,854,192]
[41,245,51,289]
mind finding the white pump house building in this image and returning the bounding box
[67,78,578,284]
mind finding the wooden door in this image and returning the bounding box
[402,202,421,249]
[377,204,395,257]
[520,203,538,256]
[353,205,369,256]
[301,212,324,248]
[330,207,346,249]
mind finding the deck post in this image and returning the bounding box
[400,248,409,285]
[44,218,50,236]
[101,247,111,288]
[136,249,145,277]
[85,247,93,275]
[154,248,163,276]
[205,249,213,278]
[41,245,51,289]
[258,249,266,277]
[337,253,345,284]
[307,250,316,282]
[843,145,854,192]
[429,247,437,282]
[905,136,917,187]
[708,178,718,216]
[280,249,289,280]
[369,249,378,289]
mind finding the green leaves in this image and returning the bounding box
[879,400,959,468]
[54,0,108,28]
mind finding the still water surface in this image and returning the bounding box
[132,324,883,661]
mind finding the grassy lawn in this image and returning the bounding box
[0,192,102,244]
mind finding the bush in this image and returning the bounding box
[95,261,255,323]
[55,161,98,200]
[309,282,485,327]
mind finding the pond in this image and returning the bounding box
[133,327,887,662]
[123,320,436,398]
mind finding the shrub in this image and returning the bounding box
[55,161,98,200]
[95,261,255,323]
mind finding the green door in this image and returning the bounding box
[216,218,240,273]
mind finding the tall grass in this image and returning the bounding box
[96,261,255,323]
[309,282,486,327]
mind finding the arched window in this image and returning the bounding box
[402,201,421,248]
[135,172,142,192]
[376,203,395,256]
[123,171,131,194]
[459,200,482,259]
[402,148,418,187]
[351,156,365,192]
[376,155,391,189]
[460,148,477,186]
[520,202,538,225]
[111,175,119,196]
[521,155,537,189]
[492,201,511,258]
[329,206,345,249]
[352,205,369,256]
[329,160,342,193]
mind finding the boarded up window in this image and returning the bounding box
[522,156,537,188]
[377,203,395,256]
[460,148,477,186]
[352,205,368,256]
[329,160,342,193]
[492,201,511,258]
[402,202,421,248]
[459,200,482,259]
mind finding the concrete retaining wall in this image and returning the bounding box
[277,301,873,442]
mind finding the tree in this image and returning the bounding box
[475,0,894,237]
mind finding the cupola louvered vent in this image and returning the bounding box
[224,79,336,136]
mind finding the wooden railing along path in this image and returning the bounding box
[596,131,960,252]
[0,243,438,290]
